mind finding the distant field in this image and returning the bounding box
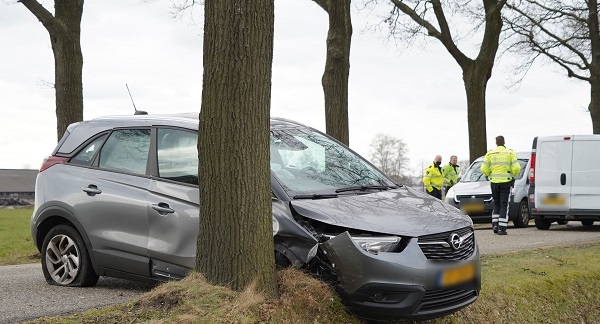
[0,208,39,265]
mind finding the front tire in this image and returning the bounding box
[534,216,551,230]
[581,220,594,226]
[513,200,530,228]
[41,225,99,287]
[556,220,569,225]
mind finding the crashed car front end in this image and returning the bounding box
[269,121,480,321]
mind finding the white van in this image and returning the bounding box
[528,135,600,229]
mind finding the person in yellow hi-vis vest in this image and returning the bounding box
[480,136,521,235]
[423,155,444,199]
[442,155,460,194]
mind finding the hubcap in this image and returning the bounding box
[45,234,80,285]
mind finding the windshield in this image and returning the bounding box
[270,127,394,196]
[460,159,529,182]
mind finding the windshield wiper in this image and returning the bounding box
[293,193,339,200]
[335,185,392,193]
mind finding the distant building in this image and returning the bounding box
[0,169,38,201]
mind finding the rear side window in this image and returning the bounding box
[70,135,107,165]
[99,129,151,175]
[157,128,198,185]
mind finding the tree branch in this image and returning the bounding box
[18,0,63,36]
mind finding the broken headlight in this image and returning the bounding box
[351,236,400,255]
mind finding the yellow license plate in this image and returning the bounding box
[440,263,476,287]
[542,195,566,205]
[461,203,484,213]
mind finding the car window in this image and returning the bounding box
[270,128,392,194]
[98,129,151,175]
[460,161,486,182]
[515,159,528,179]
[157,128,198,185]
[70,135,107,165]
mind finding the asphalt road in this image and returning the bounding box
[2,222,599,323]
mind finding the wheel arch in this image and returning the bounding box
[33,204,97,271]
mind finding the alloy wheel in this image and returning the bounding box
[45,234,80,285]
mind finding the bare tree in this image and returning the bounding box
[369,133,409,182]
[19,0,84,141]
[313,0,353,146]
[505,0,600,133]
[197,0,277,296]
[367,0,507,162]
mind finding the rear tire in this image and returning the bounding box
[512,200,530,228]
[534,216,551,230]
[41,225,99,287]
[581,220,594,226]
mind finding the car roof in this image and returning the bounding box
[55,113,309,155]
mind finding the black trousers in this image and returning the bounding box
[427,187,442,199]
[491,182,511,230]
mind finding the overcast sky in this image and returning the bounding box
[0,0,592,174]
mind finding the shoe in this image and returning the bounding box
[497,230,507,235]
[493,226,498,234]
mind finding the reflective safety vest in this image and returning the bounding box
[480,146,520,183]
[423,162,444,192]
[442,163,459,187]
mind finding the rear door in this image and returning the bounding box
[570,135,600,210]
[534,136,572,211]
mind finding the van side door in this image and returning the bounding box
[570,136,600,211]
[534,136,572,211]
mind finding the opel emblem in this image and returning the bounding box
[471,195,475,199]
[449,233,462,250]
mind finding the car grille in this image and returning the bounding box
[417,227,475,260]
[415,290,478,316]
[454,194,492,203]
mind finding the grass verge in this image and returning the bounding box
[0,208,39,265]
[24,242,600,324]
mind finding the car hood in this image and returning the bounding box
[290,186,472,237]
[452,181,491,196]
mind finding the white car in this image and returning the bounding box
[444,152,531,228]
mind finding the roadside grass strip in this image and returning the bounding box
[0,208,39,266]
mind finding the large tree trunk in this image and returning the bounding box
[197,0,277,297]
[462,63,490,163]
[20,0,84,141]
[314,0,352,146]
[589,77,600,133]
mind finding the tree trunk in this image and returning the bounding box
[462,63,489,163]
[197,0,277,297]
[589,76,600,134]
[20,0,84,141]
[317,0,352,146]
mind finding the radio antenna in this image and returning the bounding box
[126,84,147,115]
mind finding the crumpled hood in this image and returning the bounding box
[452,181,491,196]
[290,186,472,237]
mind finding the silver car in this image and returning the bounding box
[31,113,479,321]
[444,152,531,228]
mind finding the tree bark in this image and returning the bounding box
[590,77,600,133]
[20,0,84,141]
[197,0,277,297]
[314,0,352,146]
[463,63,489,162]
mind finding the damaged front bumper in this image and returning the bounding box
[320,232,480,321]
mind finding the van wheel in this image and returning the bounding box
[556,220,569,225]
[513,200,530,228]
[581,220,594,226]
[534,216,551,230]
[41,225,99,287]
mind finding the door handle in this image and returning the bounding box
[560,173,566,186]
[82,185,102,196]
[152,203,175,215]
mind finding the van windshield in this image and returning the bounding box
[460,159,529,182]
[270,127,394,196]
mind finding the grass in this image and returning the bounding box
[0,208,39,265]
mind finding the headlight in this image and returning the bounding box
[351,236,400,255]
